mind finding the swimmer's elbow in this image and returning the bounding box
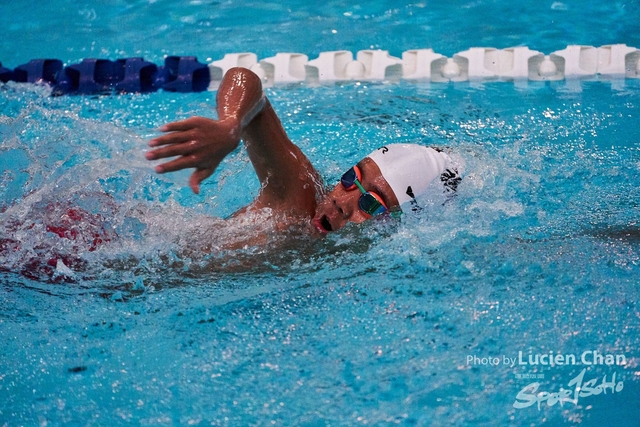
[226,67,263,90]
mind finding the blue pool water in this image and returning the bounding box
[1,1,640,426]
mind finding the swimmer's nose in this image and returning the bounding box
[334,191,359,219]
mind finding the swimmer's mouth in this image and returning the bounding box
[321,216,333,232]
[313,216,333,233]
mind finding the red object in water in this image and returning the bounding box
[45,206,114,252]
[0,198,119,282]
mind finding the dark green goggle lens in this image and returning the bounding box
[358,193,387,216]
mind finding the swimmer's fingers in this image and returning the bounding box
[149,117,209,147]
[160,117,205,133]
[147,116,239,187]
[189,167,216,194]
[153,155,200,174]
[145,140,198,161]
[149,130,194,147]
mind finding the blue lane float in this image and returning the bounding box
[0,62,13,83]
[56,59,120,94]
[12,59,63,85]
[159,56,210,92]
[54,58,160,94]
[2,56,209,95]
[114,58,158,93]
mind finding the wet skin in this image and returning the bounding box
[146,67,397,238]
[312,157,400,234]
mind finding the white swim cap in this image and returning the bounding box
[366,144,451,206]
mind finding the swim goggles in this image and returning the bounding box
[340,165,388,217]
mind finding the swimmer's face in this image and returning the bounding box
[312,157,400,234]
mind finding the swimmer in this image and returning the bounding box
[146,67,460,236]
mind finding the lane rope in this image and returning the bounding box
[1,44,638,95]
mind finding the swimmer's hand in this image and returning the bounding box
[146,117,240,194]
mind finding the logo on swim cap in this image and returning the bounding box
[406,186,415,199]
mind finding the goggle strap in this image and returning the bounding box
[354,180,367,194]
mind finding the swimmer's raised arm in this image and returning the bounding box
[147,67,321,218]
[236,79,322,218]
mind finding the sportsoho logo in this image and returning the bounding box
[465,350,628,410]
